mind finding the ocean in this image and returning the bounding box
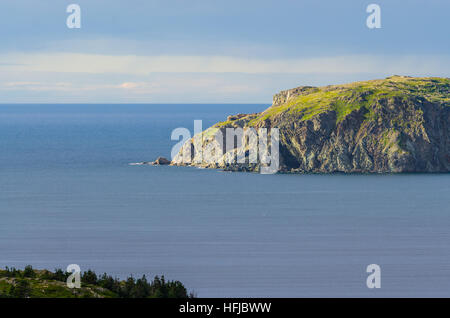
[0,104,449,297]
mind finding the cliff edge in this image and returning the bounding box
[172,76,450,173]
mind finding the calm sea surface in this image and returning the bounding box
[0,104,449,297]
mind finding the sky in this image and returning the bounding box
[0,0,448,103]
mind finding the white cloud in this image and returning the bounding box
[0,52,448,102]
[0,74,264,102]
[1,52,449,75]
[3,81,73,91]
[119,82,141,89]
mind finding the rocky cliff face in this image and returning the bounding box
[172,76,450,173]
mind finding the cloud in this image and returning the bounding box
[0,75,262,102]
[0,52,448,103]
[3,81,73,91]
[119,82,140,89]
[1,52,449,75]
[118,82,161,93]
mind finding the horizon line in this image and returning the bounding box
[0,102,271,105]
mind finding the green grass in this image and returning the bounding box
[0,276,116,298]
[223,76,449,127]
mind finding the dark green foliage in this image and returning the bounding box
[38,268,70,282]
[53,268,70,282]
[0,265,192,298]
[97,273,119,291]
[2,266,21,278]
[9,279,31,298]
[23,265,36,278]
[81,270,98,285]
[95,273,189,298]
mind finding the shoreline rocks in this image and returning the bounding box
[129,156,171,166]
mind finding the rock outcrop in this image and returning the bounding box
[130,157,171,166]
[172,76,450,173]
[152,157,171,165]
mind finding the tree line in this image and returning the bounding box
[0,265,194,298]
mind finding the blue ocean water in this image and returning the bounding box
[0,104,449,297]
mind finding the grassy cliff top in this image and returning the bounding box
[216,76,449,127]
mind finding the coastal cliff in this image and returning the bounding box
[172,76,450,173]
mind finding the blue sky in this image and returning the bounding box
[0,0,448,103]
